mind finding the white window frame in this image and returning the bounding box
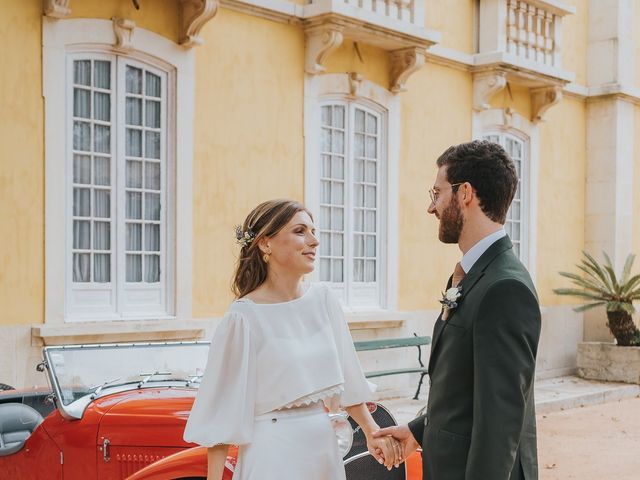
[44,18,195,323]
[472,108,539,280]
[304,74,400,311]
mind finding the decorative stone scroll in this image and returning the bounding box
[473,72,508,111]
[305,27,344,74]
[112,17,136,52]
[531,85,562,122]
[389,47,426,93]
[179,0,218,47]
[44,0,71,18]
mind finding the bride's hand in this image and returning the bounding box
[365,432,403,470]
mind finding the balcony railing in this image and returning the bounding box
[306,0,424,28]
[506,0,558,67]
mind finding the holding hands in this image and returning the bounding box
[372,424,420,462]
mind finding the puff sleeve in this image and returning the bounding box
[183,311,256,446]
[324,286,375,407]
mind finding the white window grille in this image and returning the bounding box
[68,54,171,319]
[318,101,384,307]
[483,133,527,261]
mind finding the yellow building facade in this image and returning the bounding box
[1,0,638,391]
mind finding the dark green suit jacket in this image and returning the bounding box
[409,236,541,480]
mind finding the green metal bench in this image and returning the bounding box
[354,334,431,400]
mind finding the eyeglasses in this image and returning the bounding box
[429,182,465,204]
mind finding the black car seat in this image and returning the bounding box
[344,451,407,480]
[0,403,44,456]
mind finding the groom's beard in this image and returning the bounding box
[438,196,463,244]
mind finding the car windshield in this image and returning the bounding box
[44,342,210,406]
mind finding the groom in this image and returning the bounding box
[376,140,541,479]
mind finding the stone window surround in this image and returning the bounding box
[43,18,195,327]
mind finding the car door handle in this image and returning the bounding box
[102,438,110,462]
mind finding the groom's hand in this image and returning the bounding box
[372,424,420,460]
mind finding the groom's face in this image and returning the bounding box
[428,166,464,244]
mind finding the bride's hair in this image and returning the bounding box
[232,199,313,298]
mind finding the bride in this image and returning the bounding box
[183,199,402,479]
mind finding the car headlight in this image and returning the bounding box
[328,411,353,457]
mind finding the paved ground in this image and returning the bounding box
[538,397,640,480]
[380,376,640,479]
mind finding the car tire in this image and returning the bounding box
[0,383,15,391]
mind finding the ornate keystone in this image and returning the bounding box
[179,0,218,47]
[113,18,136,52]
[473,72,508,111]
[43,0,71,18]
[531,85,562,122]
[389,47,426,93]
[305,28,344,74]
[348,72,363,97]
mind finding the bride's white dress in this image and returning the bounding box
[183,283,374,479]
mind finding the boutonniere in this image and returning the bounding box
[439,287,462,321]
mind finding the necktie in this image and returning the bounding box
[452,262,465,288]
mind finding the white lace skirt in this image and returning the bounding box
[233,402,346,480]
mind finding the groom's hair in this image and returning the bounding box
[436,140,518,224]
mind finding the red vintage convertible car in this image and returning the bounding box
[0,342,422,479]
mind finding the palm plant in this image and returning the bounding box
[553,251,640,346]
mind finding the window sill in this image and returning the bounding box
[32,319,207,346]
[345,310,408,330]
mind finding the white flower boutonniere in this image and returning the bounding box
[439,287,462,321]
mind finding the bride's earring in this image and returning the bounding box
[263,252,270,263]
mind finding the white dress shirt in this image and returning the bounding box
[460,228,506,274]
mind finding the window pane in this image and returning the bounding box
[510,200,521,221]
[320,207,330,230]
[73,188,90,217]
[365,113,377,134]
[94,222,110,250]
[331,207,344,230]
[365,210,376,233]
[73,89,91,118]
[145,193,161,220]
[74,60,91,86]
[127,223,142,251]
[126,66,142,94]
[331,259,343,282]
[354,184,364,207]
[94,125,110,154]
[353,259,364,281]
[365,161,377,183]
[354,210,363,232]
[332,131,344,154]
[73,121,91,151]
[354,134,365,158]
[321,128,331,153]
[94,92,110,121]
[73,220,90,249]
[126,128,142,157]
[355,109,365,132]
[72,253,90,282]
[321,106,331,126]
[365,136,376,158]
[73,155,91,184]
[321,181,331,204]
[322,155,331,178]
[145,162,161,190]
[126,160,143,188]
[94,254,110,282]
[320,258,331,281]
[365,235,376,257]
[94,61,111,89]
[365,185,377,208]
[145,100,161,128]
[126,254,142,282]
[145,224,160,251]
[145,131,161,159]
[145,254,161,282]
[145,72,161,97]
[331,182,344,204]
[94,190,110,218]
[126,98,142,126]
[354,235,364,257]
[365,260,376,282]
[331,233,343,257]
[511,222,521,241]
[333,106,345,129]
[332,156,344,180]
[354,159,364,183]
[126,192,142,219]
[94,157,110,186]
[320,232,330,255]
